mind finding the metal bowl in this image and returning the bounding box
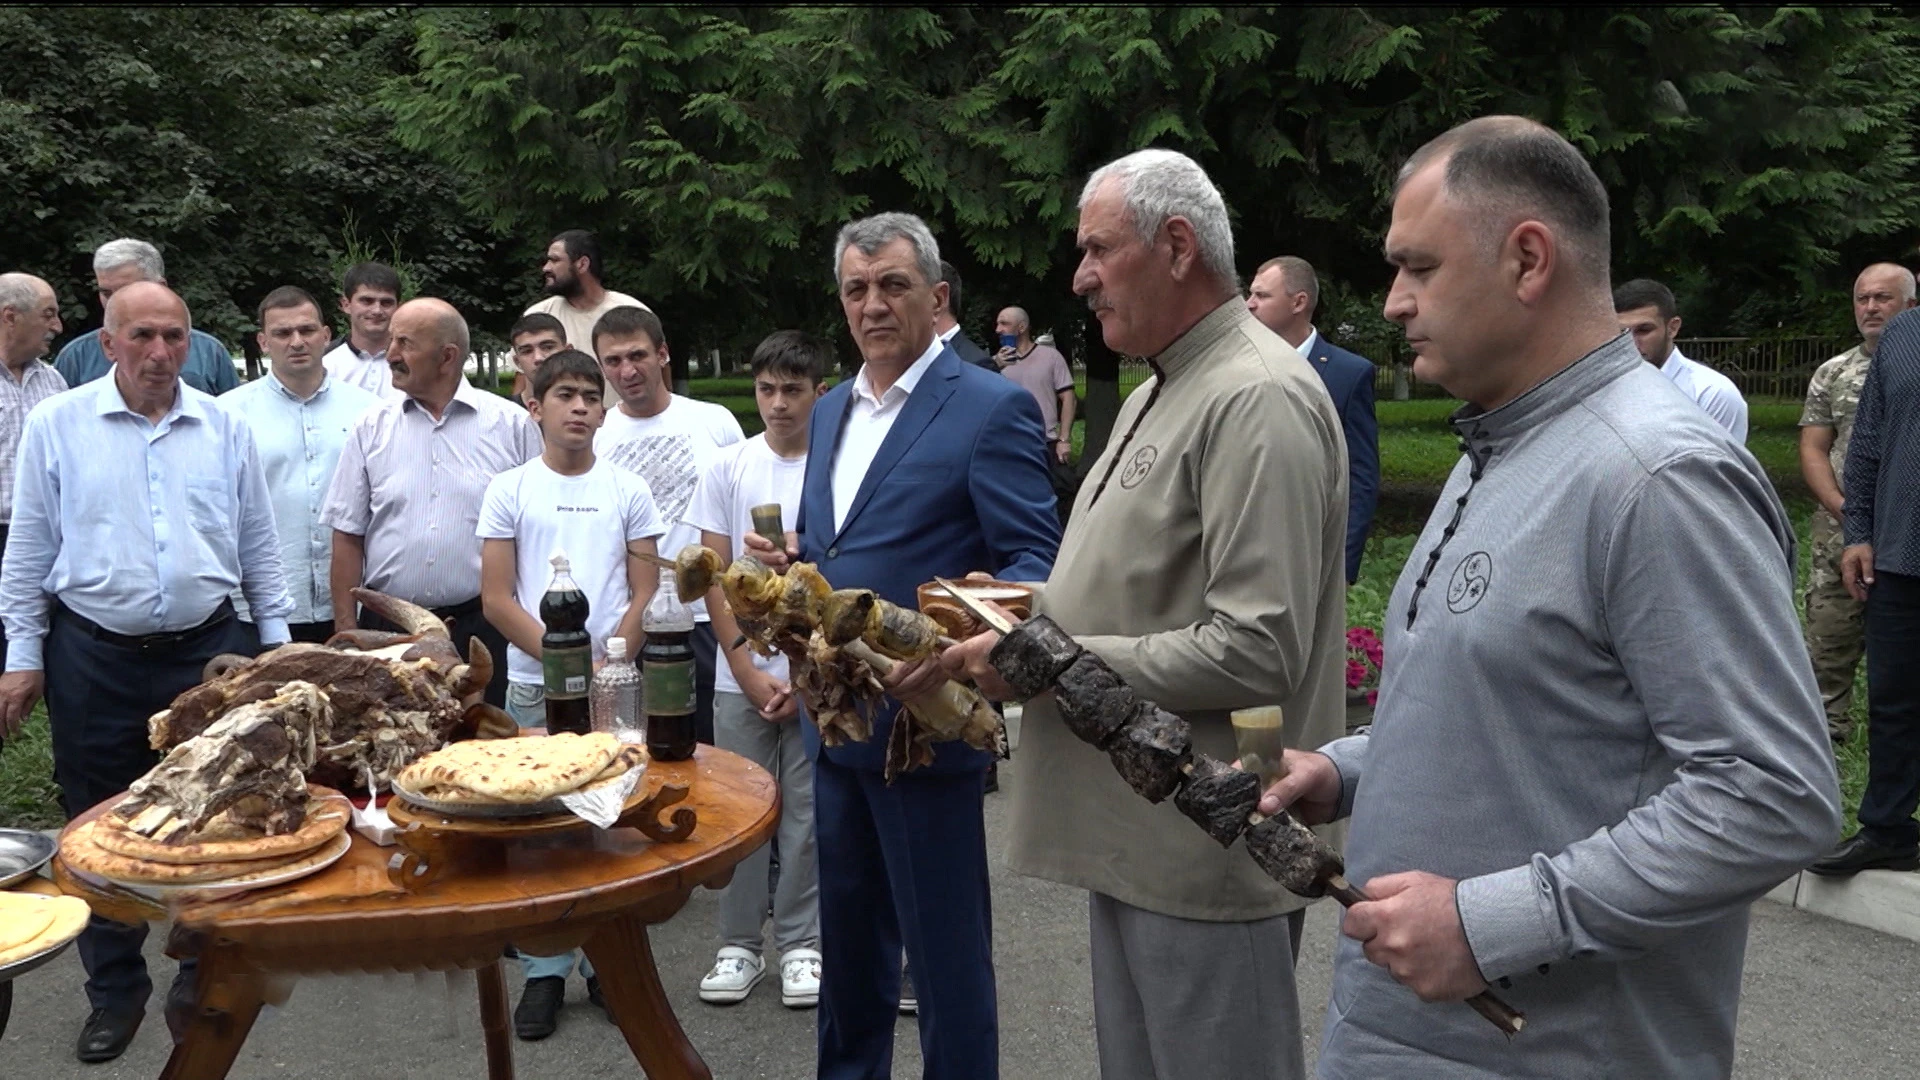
[0,935,75,984]
[0,829,55,890]
[388,779,570,819]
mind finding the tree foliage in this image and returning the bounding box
[385,6,1920,360]
[5,7,1916,367]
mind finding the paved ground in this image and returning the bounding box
[8,752,1920,1078]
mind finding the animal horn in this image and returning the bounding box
[453,635,494,700]
[350,588,449,638]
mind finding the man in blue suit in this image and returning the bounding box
[1249,256,1379,582]
[750,212,1059,1078]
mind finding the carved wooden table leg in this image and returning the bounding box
[160,946,268,1080]
[477,960,514,1080]
[583,911,711,1080]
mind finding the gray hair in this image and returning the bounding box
[0,273,44,316]
[93,238,166,282]
[1857,262,1916,304]
[1080,148,1237,288]
[833,212,941,288]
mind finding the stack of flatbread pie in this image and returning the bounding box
[60,788,352,891]
[395,732,646,808]
[0,891,90,967]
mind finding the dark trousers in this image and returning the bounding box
[1858,570,1920,847]
[359,599,508,708]
[693,620,718,746]
[813,753,997,1080]
[46,604,261,1012]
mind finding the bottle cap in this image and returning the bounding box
[606,636,627,660]
[550,552,571,573]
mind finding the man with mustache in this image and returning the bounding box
[523,229,650,358]
[223,286,380,644]
[943,148,1349,1080]
[321,298,541,707]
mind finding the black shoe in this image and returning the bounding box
[983,763,998,794]
[513,976,565,1041]
[898,961,917,1016]
[77,1007,143,1063]
[1809,833,1920,877]
[585,975,613,1022]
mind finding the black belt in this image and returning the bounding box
[427,596,483,622]
[54,598,236,652]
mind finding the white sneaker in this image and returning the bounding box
[779,948,822,1008]
[699,946,765,1004]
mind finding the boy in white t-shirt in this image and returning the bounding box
[590,305,746,749]
[682,331,829,1009]
[476,348,665,1040]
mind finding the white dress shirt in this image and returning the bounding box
[321,378,543,607]
[323,339,402,400]
[1,375,294,668]
[831,336,943,531]
[1661,348,1750,441]
[222,371,381,623]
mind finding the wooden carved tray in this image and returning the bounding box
[383,777,696,891]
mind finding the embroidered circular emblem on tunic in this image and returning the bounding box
[1446,551,1492,613]
[1119,445,1158,489]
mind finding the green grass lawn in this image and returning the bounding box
[0,392,1871,834]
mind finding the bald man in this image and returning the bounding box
[994,306,1077,474]
[0,274,69,679]
[0,281,292,1062]
[321,298,541,706]
[1799,263,1916,744]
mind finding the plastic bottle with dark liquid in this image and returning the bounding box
[539,553,594,736]
[642,568,698,760]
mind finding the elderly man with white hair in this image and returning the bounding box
[53,238,239,395]
[0,272,69,683]
[944,148,1350,1079]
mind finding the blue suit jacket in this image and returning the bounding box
[1304,334,1379,583]
[797,345,1061,773]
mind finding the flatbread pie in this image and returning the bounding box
[397,732,625,804]
[96,790,348,866]
[0,891,90,966]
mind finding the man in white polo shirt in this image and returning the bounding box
[1614,277,1749,440]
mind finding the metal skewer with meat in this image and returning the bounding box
[931,578,1527,1038]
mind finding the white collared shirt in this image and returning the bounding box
[938,323,960,344]
[831,337,943,531]
[323,339,402,400]
[1660,348,1750,441]
[1296,326,1319,360]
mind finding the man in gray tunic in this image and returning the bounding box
[1263,116,1842,1077]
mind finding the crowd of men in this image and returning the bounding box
[0,109,1915,1079]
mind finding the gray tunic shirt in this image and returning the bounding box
[1317,335,1841,1078]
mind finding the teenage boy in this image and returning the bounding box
[685,330,829,1009]
[593,305,745,746]
[477,348,665,1039]
[507,311,568,408]
[322,262,403,399]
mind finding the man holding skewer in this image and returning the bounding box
[945,147,1350,1080]
[1257,117,1840,1076]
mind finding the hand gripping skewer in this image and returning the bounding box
[931,579,1526,1037]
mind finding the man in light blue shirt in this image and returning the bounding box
[223,286,380,642]
[0,281,291,1064]
[52,238,240,396]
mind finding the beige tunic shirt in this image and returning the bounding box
[1005,300,1350,921]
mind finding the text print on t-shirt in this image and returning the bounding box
[603,434,699,524]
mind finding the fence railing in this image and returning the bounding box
[1110,334,1852,401]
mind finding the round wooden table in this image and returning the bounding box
[52,745,777,1080]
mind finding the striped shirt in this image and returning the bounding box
[320,378,542,607]
[0,360,68,517]
[1844,307,1920,575]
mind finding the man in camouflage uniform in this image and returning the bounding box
[1800,262,1915,743]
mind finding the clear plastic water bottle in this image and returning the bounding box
[591,636,646,745]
